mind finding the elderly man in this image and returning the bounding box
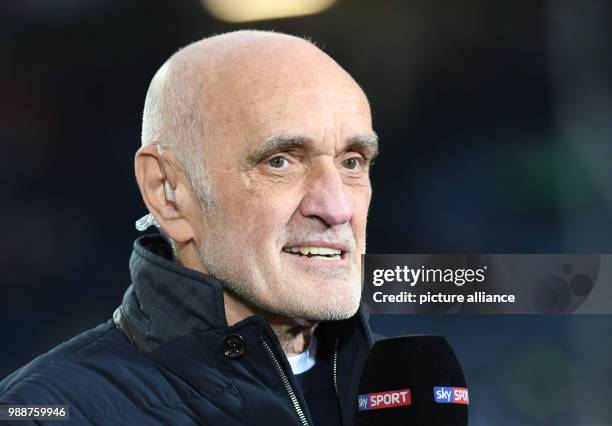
[0,30,378,425]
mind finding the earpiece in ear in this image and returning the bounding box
[164,180,175,202]
[157,143,176,203]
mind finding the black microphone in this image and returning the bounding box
[356,335,469,425]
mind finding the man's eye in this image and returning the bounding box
[343,158,360,170]
[267,156,289,169]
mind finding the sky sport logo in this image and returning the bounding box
[357,389,411,411]
[433,386,469,405]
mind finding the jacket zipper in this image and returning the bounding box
[332,338,340,398]
[332,338,345,426]
[259,337,310,426]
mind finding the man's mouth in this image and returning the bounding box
[282,245,344,260]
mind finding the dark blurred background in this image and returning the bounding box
[2,0,611,424]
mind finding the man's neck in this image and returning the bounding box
[223,289,317,357]
[268,317,317,356]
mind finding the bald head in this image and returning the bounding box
[141,30,369,205]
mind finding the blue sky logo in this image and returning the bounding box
[434,386,453,403]
[358,394,370,411]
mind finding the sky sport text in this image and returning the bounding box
[358,389,412,411]
[433,387,469,405]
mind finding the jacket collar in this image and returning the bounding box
[115,234,372,354]
[115,234,228,352]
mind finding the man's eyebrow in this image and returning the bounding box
[247,135,312,164]
[346,133,379,161]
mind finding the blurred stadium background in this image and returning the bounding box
[1,0,611,424]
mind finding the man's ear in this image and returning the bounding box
[134,145,196,243]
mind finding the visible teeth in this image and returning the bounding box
[284,246,342,256]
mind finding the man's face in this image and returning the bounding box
[194,69,376,324]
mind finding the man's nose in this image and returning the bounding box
[299,164,353,227]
